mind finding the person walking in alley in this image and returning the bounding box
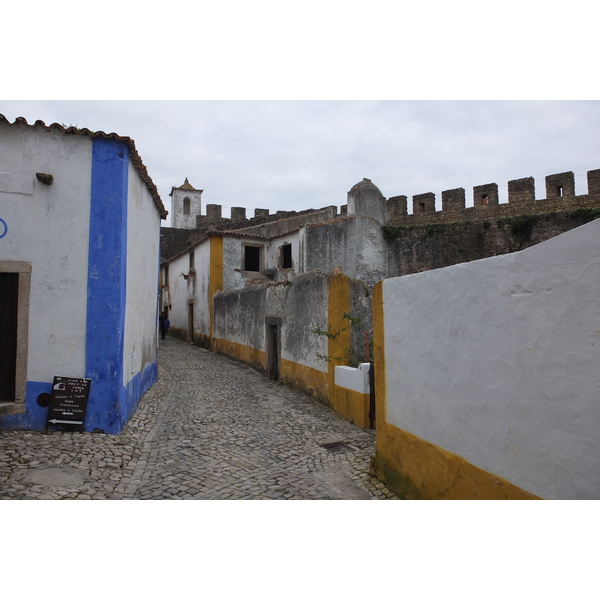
[159,311,170,340]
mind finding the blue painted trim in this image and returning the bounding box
[85,137,129,434]
[0,217,7,239]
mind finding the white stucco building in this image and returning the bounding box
[0,115,167,434]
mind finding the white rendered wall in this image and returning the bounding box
[223,237,246,291]
[382,219,600,499]
[123,162,161,384]
[171,187,202,230]
[264,232,299,279]
[166,252,193,334]
[0,125,91,382]
[194,241,212,338]
[335,364,370,394]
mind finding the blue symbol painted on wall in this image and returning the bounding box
[0,218,7,239]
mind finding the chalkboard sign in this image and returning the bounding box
[46,376,91,429]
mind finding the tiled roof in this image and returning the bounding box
[0,114,168,219]
[170,177,202,195]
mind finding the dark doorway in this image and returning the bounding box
[0,273,18,402]
[188,302,194,343]
[265,317,281,380]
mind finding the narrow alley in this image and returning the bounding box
[0,338,398,500]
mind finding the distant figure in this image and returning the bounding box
[159,312,170,340]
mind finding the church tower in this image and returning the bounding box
[170,178,203,229]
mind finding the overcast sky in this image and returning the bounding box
[4,4,599,227]
[1,100,599,226]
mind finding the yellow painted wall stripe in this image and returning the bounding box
[213,337,329,400]
[209,236,224,346]
[371,281,539,499]
[327,272,350,399]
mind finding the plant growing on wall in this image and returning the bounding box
[311,312,372,367]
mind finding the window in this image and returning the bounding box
[243,245,262,272]
[189,251,194,271]
[481,194,489,206]
[556,185,563,197]
[280,244,292,269]
[183,197,191,216]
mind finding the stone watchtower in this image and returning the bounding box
[170,178,203,229]
[346,178,389,285]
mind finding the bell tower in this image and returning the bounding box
[170,178,203,229]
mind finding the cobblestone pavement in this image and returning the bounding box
[0,338,398,500]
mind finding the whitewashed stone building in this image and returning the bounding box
[0,115,167,434]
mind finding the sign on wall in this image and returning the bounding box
[46,376,91,429]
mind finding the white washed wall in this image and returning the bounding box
[0,125,92,382]
[123,162,161,384]
[223,237,245,291]
[166,251,192,334]
[382,219,600,499]
[194,241,212,338]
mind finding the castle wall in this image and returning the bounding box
[387,169,600,226]
[385,169,600,276]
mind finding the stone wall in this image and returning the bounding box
[385,168,600,276]
[212,271,373,413]
[386,208,600,276]
[197,204,339,231]
[387,168,600,226]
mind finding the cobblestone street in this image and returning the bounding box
[0,338,398,500]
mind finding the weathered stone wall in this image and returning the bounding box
[386,207,600,276]
[197,204,339,231]
[212,272,373,408]
[387,169,600,226]
[385,168,600,276]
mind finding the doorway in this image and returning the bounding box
[188,302,195,343]
[0,273,18,402]
[265,317,281,380]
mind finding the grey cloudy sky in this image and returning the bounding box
[1,100,599,226]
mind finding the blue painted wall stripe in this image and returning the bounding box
[86,137,129,433]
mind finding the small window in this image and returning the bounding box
[481,194,489,206]
[281,244,292,269]
[556,185,563,197]
[189,251,194,271]
[419,202,426,213]
[183,197,191,216]
[244,245,261,272]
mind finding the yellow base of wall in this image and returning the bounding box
[213,337,266,373]
[331,387,370,429]
[372,421,540,500]
[280,358,328,404]
[212,338,330,404]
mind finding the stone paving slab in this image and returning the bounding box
[0,338,399,500]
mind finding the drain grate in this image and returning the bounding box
[320,441,356,454]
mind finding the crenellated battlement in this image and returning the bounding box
[196,204,341,231]
[387,169,600,226]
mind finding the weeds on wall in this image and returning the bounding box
[311,312,373,367]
